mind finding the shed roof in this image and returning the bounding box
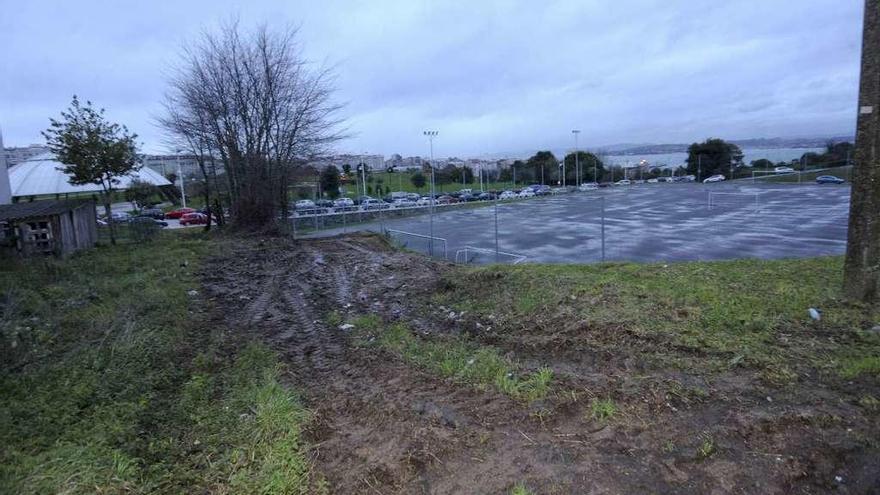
[0,200,94,222]
[8,153,171,197]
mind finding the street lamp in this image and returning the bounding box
[572,130,581,187]
[423,130,438,256]
[174,148,186,208]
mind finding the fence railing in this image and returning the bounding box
[454,246,527,265]
[384,229,448,259]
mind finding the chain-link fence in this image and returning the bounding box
[290,182,851,265]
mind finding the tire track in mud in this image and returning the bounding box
[205,236,757,494]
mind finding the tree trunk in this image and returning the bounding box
[843,0,880,302]
[103,198,116,246]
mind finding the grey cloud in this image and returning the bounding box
[0,0,863,157]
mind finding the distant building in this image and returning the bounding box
[4,144,50,166]
[141,154,202,179]
[0,130,10,204]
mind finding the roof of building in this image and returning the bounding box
[8,153,171,197]
[0,199,94,222]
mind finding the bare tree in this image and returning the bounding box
[159,21,345,230]
[843,0,879,303]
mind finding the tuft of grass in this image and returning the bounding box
[698,433,717,459]
[325,310,343,328]
[590,398,617,422]
[359,319,551,401]
[510,482,535,495]
[839,356,880,379]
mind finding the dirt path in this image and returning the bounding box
[202,235,879,494]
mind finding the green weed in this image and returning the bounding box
[590,398,617,422]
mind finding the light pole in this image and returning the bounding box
[423,130,438,256]
[697,155,702,183]
[572,130,581,187]
[175,150,186,208]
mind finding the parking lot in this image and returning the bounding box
[302,183,851,264]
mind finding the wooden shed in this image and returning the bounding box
[0,200,98,257]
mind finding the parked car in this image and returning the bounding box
[646,178,659,184]
[180,212,208,226]
[518,189,536,198]
[108,211,131,223]
[578,183,598,191]
[816,175,845,184]
[406,193,421,201]
[703,174,726,183]
[532,185,552,196]
[315,199,334,209]
[294,199,316,210]
[392,199,416,208]
[614,179,631,186]
[165,207,195,219]
[131,215,168,227]
[140,208,166,220]
[459,193,476,202]
[683,175,697,182]
[333,197,355,209]
[437,195,457,204]
[476,192,495,201]
[416,196,435,206]
[499,190,517,200]
[774,166,795,173]
[361,198,388,210]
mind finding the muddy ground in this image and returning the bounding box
[201,234,879,494]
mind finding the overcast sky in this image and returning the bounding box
[0,0,864,157]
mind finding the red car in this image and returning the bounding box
[165,207,195,219]
[179,212,208,226]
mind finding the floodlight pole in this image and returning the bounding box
[424,130,438,256]
[175,151,186,208]
[572,130,581,187]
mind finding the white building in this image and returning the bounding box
[142,154,202,179]
[0,130,11,204]
[8,153,170,199]
[4,144,50,167]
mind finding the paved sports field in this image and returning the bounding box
[307,183,851,264]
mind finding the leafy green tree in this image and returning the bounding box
[43,96,140,245]
[342,163,352,175]
[750,158,774,169]
[526,151,557,184]
[320,165,341,199]
[411,172,426,190]
[564,151,605,183]
[685,138,743,180]
[125,179,159,209]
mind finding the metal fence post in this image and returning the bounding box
[494,196,499,263]
[601,195,606,263]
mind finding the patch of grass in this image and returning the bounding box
[354,317,551,401]
[510,482,535,495]
[434,257,880,379]
[698,433,717,459]
[0,233,320,493]
[590,398,617,422]
[325,310,343,327]
[859,395,879,412]
[839,356,880,379]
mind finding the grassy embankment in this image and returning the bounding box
[0,233,323,494]
[757,165,853,184]
[434,257,880,384]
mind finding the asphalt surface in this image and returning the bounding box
[301,183,852,264]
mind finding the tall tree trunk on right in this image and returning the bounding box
[843,0,880,302]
